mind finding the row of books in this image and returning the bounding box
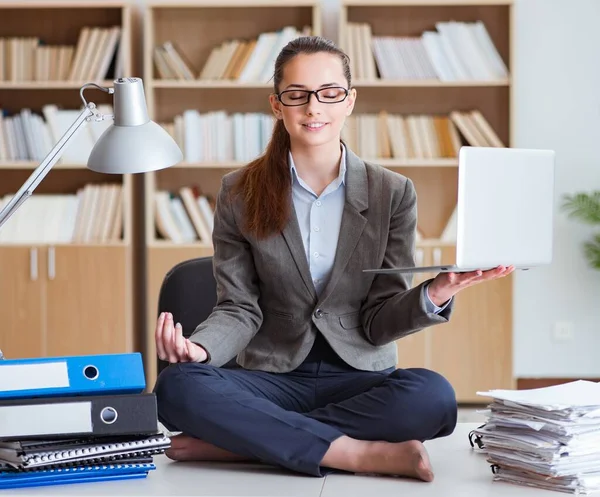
[0,352,169,489]
[0,105,113,163]
[160,108,502,165]
[341,109,504,160]
[162,111,274,164]
[155,187,215,245]
[154,25,311,82]
[342,21,509,81]
[0,183,123,244]
[0,27,121,82]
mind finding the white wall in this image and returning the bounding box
[512,0,600,377]
[4,0,599,378]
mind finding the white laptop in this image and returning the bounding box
[364,146,556,274]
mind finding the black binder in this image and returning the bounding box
[0,393,158,440]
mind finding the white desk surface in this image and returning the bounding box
[9,423,549,497]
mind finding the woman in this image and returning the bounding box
[154,36,513,482]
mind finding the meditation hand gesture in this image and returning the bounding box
[155,312,208,363]
[427,265,515,307]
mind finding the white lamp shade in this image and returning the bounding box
[87,120,183,174]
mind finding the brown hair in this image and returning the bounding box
[233,36,352,239]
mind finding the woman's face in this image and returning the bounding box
[269,52,356,149]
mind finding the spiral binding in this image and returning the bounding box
[0,463,155,477]
[2,434,170,470]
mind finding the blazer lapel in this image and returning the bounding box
[317,147,369,305]
[282,199,318,301]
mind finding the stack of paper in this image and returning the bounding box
[472,380,600,494]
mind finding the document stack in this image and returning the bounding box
[0,352,171,490]
[471,380,600,494]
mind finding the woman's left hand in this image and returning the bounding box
[427,265,515,307]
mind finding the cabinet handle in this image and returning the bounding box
[48,246,55,280]
[30,248,38,281]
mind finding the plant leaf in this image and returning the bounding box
[562,192,600,224]
[583,232,600,270]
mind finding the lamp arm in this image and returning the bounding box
[0,104,96,230]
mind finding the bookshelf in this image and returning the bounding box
[0,3,135,360]
[339,0,514,401]
[143,0,322,387]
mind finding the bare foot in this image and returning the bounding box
[360,440,434,482]
[166,434,251,462]
[322,437,434,482]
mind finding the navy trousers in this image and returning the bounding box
[154,335,457,477]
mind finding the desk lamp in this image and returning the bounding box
[0,77,182,228]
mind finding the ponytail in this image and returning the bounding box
[234,119,291,239]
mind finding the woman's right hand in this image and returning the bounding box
[155,312,208,363]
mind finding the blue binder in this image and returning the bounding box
[0,353,146,399]
[0,463,155,489]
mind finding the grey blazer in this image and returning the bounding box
[189,147,453,372]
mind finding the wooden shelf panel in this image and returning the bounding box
[149,241,212,249]
[343,0,512,5]
[150,5,317,81]
[0,89,114,115]
[150,79,510,89]
[0,162,90,170]
[147,240,454,249]
[353,79,510,87]
[154,167,237,198]
[171,159,458,168]
[149,0,317,7]
[153,87,272,120]
[343,4,511,71]
[0,81,116,90]
[152,80,272,89]
[0,7,123,44]
[0,169,127,197]
[352,86,510,146]
[0,242,129,248]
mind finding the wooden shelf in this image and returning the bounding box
[354,79,510,87]
[0,161,90,170]
[168,159,458,169]
[149,241,212,249]
[149,240,454,249]
[0,242,129,248]
[0,2,135,362]
[342,0,512,5]
[340,0,515,402]
[152,80,272,89]
[0,81,116,90]
[150,79,510,89]
[148,0,317,6]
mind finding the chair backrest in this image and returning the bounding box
[156,256,217,375]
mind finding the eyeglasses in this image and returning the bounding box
[276,87,350,107]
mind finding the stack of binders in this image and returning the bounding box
[0,352,171,489]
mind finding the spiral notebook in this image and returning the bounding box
[0,432,170,469]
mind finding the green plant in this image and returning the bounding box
[561,191,600,270]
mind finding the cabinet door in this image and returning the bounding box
[0,247,45,358]
[429,246,514,402]
[396,246,435,370]
[45,246,131,356]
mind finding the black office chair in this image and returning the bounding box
[156,256,217,376]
